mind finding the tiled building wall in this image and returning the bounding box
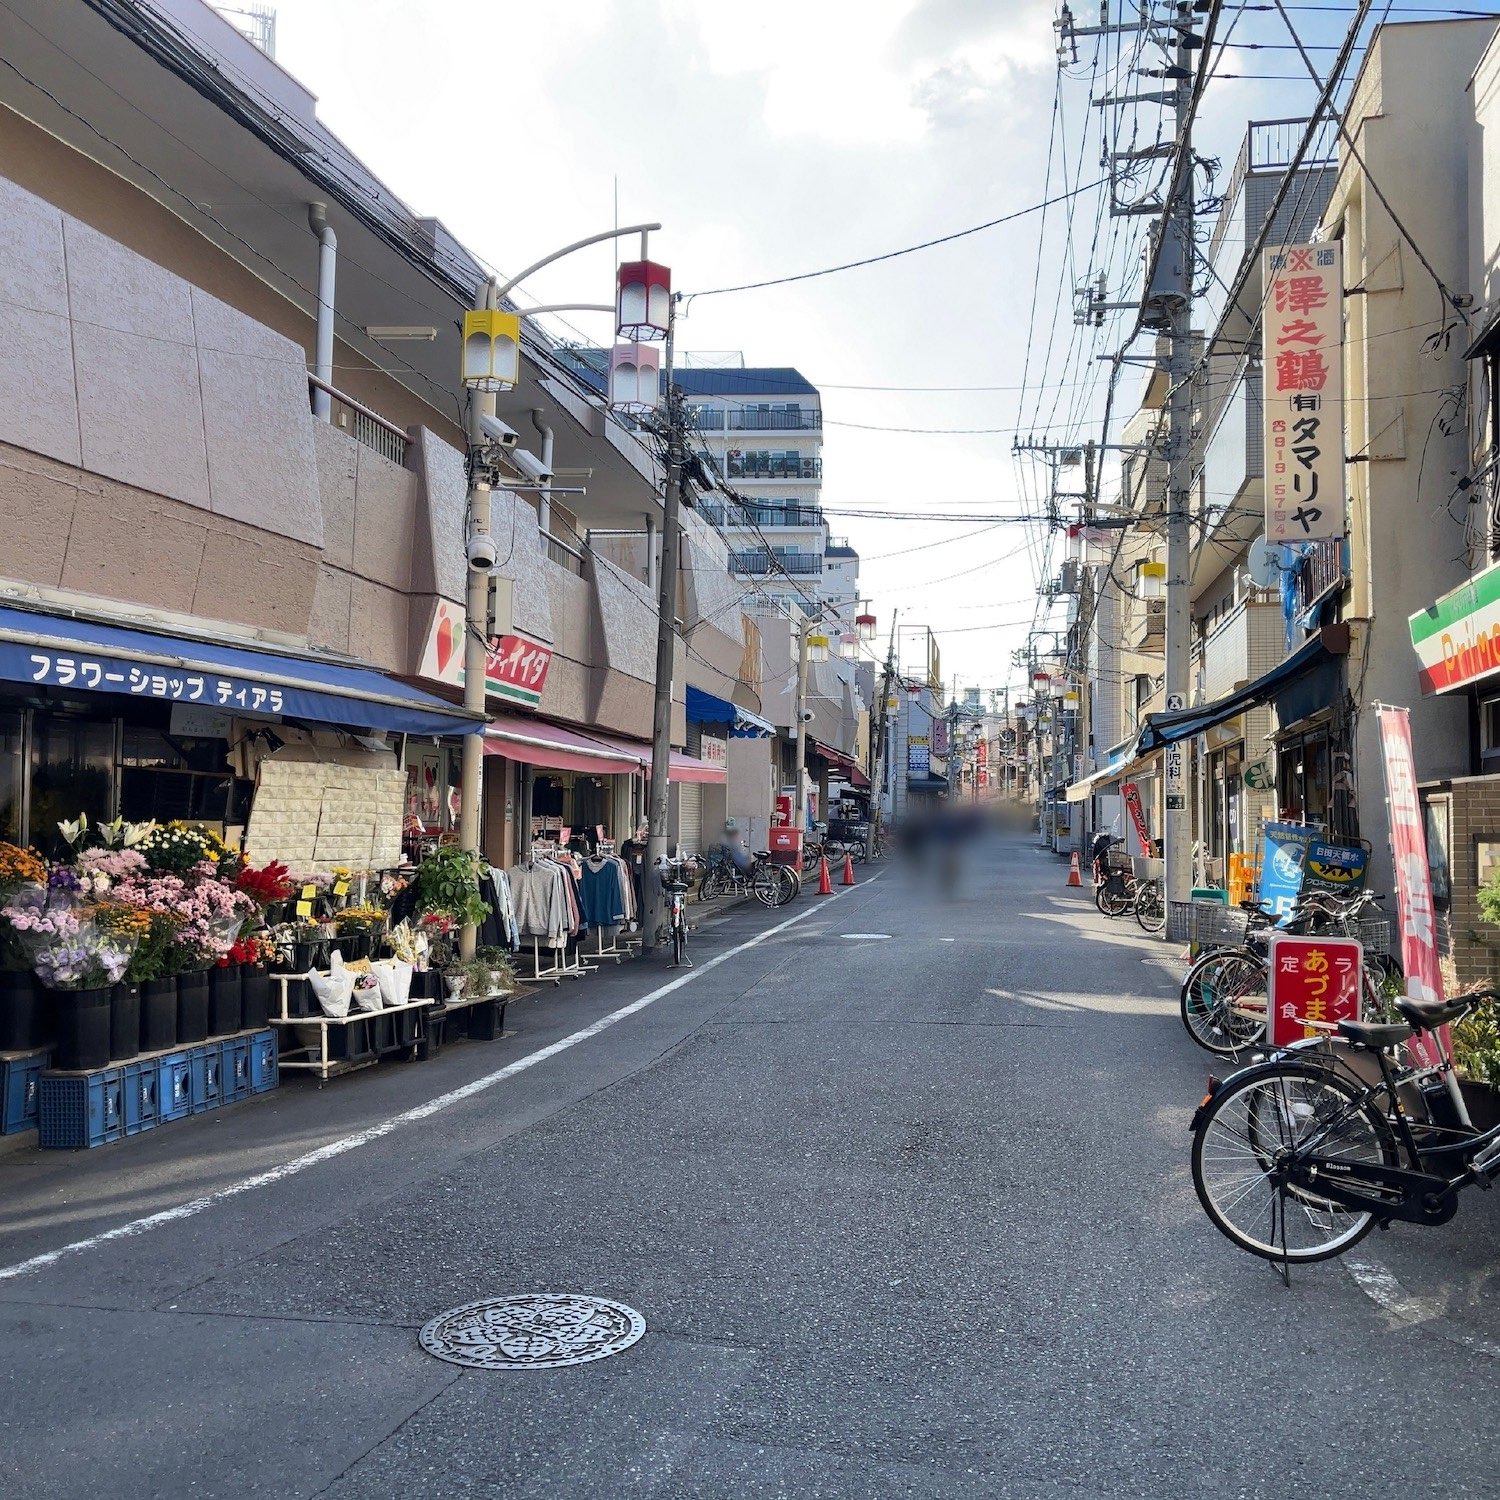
[1425,777,1500,995]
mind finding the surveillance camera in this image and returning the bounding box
[477,414,519,449]
[799,709,815,723]
[466,531,498,570]
[511,448,553,483]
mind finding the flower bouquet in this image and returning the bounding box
[138,823,222,875]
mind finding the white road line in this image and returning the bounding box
[1345,1254,1500,1360]
[0,877,878,1284]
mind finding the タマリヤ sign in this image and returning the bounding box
[1409,556,1500,694]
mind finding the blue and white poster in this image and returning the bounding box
[1257,821,1316,916]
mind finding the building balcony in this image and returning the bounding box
[698,501,823,529]
[689,407,822,433]
[1294,536,1348,618]
[730,550,823,576]
[726,455,822,481]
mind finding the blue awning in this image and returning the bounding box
[0,603,484,737]
[685,684,774,738]
[1136,633,1339,754]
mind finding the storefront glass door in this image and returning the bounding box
[30,711,115,857]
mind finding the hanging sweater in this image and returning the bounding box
[580,858,627,928]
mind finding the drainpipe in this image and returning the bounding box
[530,408,555,535]
[307,203,337,420]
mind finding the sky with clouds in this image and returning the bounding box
[263,0,1373,699]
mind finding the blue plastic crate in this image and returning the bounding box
[38,1069,125,1149]
[189,1043,223,1114]
[223,1036,251,1102]
[248,1030,277,1094]
[158,1051,193,1122]
[1,1050,48,1134]
[122,1058,159,1137]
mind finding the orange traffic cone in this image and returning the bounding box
[818,855,834,895]
[841,851,856,886]
[1066,851,1083,887]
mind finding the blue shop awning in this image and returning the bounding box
[1136,629,1346,754]
[0,603,484,737]
[685,684,774,738]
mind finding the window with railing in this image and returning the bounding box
[310,377,410,467]
[726,452,822,481]
[727,405,821,432]
[1294,536,1346,616]
[729,549,824,576]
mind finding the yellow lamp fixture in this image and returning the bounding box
[462,310,521,391]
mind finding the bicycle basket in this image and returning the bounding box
[1199,904,1251,949]
[1166,901,1195,944]
[1104,849,1133,872]
[1356,918,1392,956]
[1132,856,1163,880]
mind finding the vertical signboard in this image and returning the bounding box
[1264,241,1344,544]
[1268,934,1363,1047]
[1377,706,1444,1006]
[1121,782,1151,858]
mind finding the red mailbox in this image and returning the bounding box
[768,826,803,867]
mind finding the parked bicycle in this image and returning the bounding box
[1190,986,1500,1266]
[1180,889,1397,1057]
[1093,840,1166,933]
[656,855,698,968]
[697,844,799,908]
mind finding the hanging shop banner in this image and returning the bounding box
[1258,821,1317,916]
[484,634,552,708]
[1121,781,1151,858]
[1408,556,1500,696]
[1267,934,1363,1047]
[932,718,949,758]
[700,735,727,769]
[1264,241,1344,544]
[1302,840,1369,898]
[1377,705,1445,1007]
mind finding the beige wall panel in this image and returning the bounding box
[308,563,354,655]
[192,289,322,546]
[191,528,318,638]
[351,445,416,593]
[73,319,211,509]
[313,422,357,572]
[343,576,410,675]
[0,179,79,465]
[0,301,81,470]
[0,455,75,588]
[546,566,591,662]
[591,668,654,740]
[63,215,196,345]
[60,478,208,613]
[539,655,590,726]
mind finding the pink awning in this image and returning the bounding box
[483,713,645,776]
[584,731,728,785]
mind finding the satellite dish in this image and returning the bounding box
[1247,536,1284,590]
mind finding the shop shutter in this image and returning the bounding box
[677,780,703,856]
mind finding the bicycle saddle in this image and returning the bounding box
[1395,995,1479,1031]
[1337,1018,1414,1050]
[754,850,770,859]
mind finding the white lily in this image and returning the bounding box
[121,819,156,848]
[57,814,86,847]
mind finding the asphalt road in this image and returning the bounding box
[2,833,1498,1499]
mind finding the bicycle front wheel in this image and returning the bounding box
[1180,949,1267,1056]
[698,867,726,902]
[1134,879,1165,933]
[1192,1063,1396,1263]
[671,921,685,967]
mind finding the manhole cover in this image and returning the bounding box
[419,1293,646,1370]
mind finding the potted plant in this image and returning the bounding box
[129,908,185,1052]
[12,905,132,1071]
[414,847,490,934]
[1451,1005,1500,1131]
[474,946,516,997]
[0,843,49,1050]
[92,902,151,1061]
[232,934,275,1030]
[333,906,388,962]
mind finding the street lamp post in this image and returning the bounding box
[455,222,661,960]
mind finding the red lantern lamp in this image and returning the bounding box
[616,261,672,341]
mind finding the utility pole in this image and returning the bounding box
[1161,16,1197,916]
[866,611,898,858]
[642,294,684,956]
[1056,1,1214,918]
